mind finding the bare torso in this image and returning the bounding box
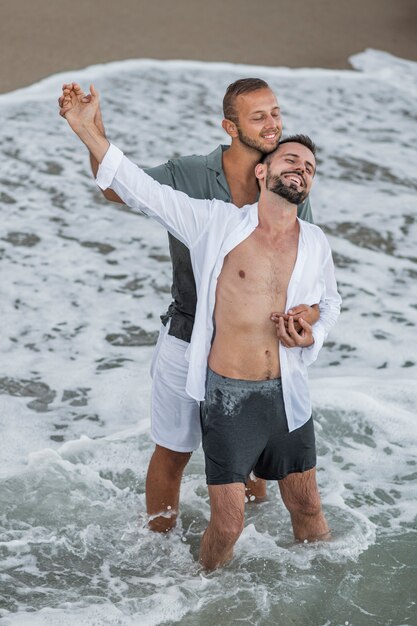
[208,221,300,380]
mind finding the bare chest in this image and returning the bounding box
[218,231,299,303]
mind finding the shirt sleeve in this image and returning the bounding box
[302,240,342,367]
[144,162,176,187]
[96,144,216,248]
[297,195,313,224]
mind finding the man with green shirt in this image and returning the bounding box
[59,78,319,534]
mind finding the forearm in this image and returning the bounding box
[89,115,123,203]
[73,121,109,164]
[89,145,101,178]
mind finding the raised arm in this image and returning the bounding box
[96,144,216,248]
[61,85,218,247]
[61,84,110,160]
[59,83,123,204]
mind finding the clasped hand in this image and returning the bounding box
[58,82,100,133]
[270,304,318,348]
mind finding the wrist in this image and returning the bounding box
[95,114,106,137]
[76,123,110,163]
[76,120,101,140]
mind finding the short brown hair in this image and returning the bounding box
[223,78,270,125]
[261,134,317,166]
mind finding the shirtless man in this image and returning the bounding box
[61,86,341,570]
[59,78,319,531]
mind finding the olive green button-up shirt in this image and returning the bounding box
[145,145,314,343]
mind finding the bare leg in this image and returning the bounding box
[278,468,330,541]
[245,474,267,501]
[146,444,192,532]
[199,483,246,570]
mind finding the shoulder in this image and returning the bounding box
[300,220,321,233]
[300,220,330,247]
[145,150,217,190]
[168,151,214,174]
[206,199,247,231]
[163,146,224,197]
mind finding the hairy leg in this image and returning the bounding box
[199,483,246,570]
[146,444,192,532]
[278,468,330,541]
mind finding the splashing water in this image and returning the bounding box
[0,49,416,625]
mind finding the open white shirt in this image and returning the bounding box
[97,144,342,432]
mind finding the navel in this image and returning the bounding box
[239,270,245,278]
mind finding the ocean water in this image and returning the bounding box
[0,49,416,625]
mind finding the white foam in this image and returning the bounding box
[1,49,416,624]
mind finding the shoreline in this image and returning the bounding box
[2,0,417,94]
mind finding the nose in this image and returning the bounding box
[293,161,305,173]
[264,114,280,129]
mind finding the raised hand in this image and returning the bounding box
[58,83,109,162]
[58,83,105,132]
[58,83,85,117]
[60,83,100,133]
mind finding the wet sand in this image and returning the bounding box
[1,0,417,94]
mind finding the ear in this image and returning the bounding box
[222,118,238,138]
[255,162,266,183]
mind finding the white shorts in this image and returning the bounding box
[150,323,201,453]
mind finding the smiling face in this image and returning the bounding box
[227,88,282,154]
[262,141,316,204]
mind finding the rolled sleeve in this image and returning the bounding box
[302,323,326,366]
[302,243,341,367]
[96,144,124,190]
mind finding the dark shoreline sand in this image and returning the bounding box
[1,0,417,94]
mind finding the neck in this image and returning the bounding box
[222,141,261,183]
[257,191,298,234]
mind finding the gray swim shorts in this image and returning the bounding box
[200,368,316,485]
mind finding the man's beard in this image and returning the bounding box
[236,125,280,154]
[266,172,308,204]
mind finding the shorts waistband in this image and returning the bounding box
[207,367,282,390]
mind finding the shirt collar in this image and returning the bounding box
[206,144,230,173]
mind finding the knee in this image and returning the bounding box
[153,445,192,477]
[283,492,322,518]
[210,516,245,547]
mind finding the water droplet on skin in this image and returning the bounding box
[167,506,172,510]
[249,495,256,501]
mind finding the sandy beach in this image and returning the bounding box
[1,0,417,93]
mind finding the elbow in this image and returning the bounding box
[101,188,123,204]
